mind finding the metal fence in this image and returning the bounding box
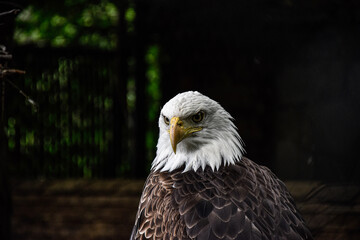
[5,46,136,178]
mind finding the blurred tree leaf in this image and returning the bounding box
[14,0,119,49]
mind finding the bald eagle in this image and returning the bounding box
[130,91,312,240]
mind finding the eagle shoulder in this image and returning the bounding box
[130,170,189,240]
[175,158,313,240]
[131,158,313,240]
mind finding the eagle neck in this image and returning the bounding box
[151,130,244,173]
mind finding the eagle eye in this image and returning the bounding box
[192,111,205,123]
[163,115,170,125]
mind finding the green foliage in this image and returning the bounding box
[146,45,161,122]
[14,0,119,49]
[125,7,136,32]
[9,1,163,178]
[7,56,119,178]
[127,77,136,111]
[145,45,161,168]
[6,118,16,150]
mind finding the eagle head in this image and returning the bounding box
[152,91,245,172]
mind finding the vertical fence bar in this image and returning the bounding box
[112,0,129,177]
[132,0,148,178]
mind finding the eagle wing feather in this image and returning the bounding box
[130,157,312,240]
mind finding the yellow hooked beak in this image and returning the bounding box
[169,117,202,154]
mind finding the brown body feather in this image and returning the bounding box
[130,157,313,240]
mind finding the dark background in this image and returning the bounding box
[154,0,360,182]
[1,0,359,181]
[1,0,360,239]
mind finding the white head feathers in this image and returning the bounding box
[152,91,245,172]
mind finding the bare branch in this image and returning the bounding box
[4,79,38,112]
[0,54,12,60]
[0,69,26,76]
[0,9,21,18]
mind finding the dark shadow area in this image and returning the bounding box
[147,0,360,182]
[3,0,360,182]
[1,0,360,239]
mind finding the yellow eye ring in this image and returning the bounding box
[163,115,170,125]
[192,111,205,123]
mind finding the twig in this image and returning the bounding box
[1,79,4,121]
[4,78,38,112]
[0,9,21,18]
[0,61,34,119]
[0,69,26,76]
[0,54,12,60]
